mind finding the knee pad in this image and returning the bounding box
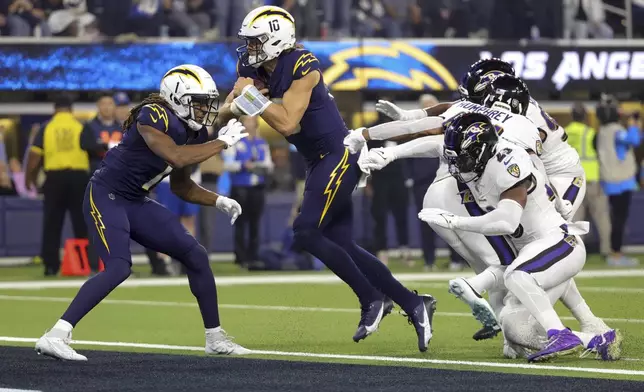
[292,227,321,250]
[105,257,132,283]
[179,244,210,273]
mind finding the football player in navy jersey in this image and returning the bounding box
[218,5,436,352]
[35,65,251,361]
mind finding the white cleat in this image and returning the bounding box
[448,278,500,332]
[205,328,252,355]
[35,330,87,361]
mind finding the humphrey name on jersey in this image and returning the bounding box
[448,101,514,124]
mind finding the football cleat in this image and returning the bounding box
[35,330,87,361]
[448,278,500,339]
[205,328,251,355]
[404,294,437,352]
[582,329,623,361]
[527,328,583,362]
[473,325,502,341]
[353,298,387,342]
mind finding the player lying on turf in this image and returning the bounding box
[346,59,611,345]
[352,111,622,362]
[35,65,251,361]
[213,5,436,352]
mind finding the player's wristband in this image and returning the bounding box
[232,85,272,117]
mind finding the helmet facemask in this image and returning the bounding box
[184,93,220,127]
[237,34,270,68]
[443,114,498,183]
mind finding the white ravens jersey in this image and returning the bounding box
[526,99,582,176]
[467,141,567,251]
[441,100,542,157]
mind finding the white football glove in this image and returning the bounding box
[343,128,367,154]
[375,100,427,121]
[215,196,242,225]
[418,208,458,229]
[556,198,574,221]
[216,119,249,148]
[362,148,396,171]
[107,141,119,149]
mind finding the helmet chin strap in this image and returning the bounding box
[178,115,203,131]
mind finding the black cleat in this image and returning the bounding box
[473,325,502,341]
[405,294,437,352]
[383,296,394,318]
[353,298,386,342]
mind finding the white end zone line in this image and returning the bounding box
[0,294,642,324]
[1,269,644,290]
[0,336,642,377]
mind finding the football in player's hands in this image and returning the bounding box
[418,208,457,229]
[215,196,242,225]
[254,79,270,97]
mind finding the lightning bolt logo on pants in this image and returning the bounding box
[89,184,110,253]
[319,149,351,227]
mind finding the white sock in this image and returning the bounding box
[573,331,596,348]
[504,270,565,332]
[560,279,596,323]
[205,326,222,335]
[53,319,73,333]
[467,265,505,294]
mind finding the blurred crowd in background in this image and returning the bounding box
[0,91,642,275]
[0,0,642,40]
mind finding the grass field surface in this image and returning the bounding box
[0,255,643,389]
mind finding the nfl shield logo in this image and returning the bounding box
[507,163,521,178]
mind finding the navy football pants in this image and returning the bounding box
[61,182,220,328]
[292,149,419,312]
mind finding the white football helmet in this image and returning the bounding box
[159,64,219,130]
[237,5,296,68]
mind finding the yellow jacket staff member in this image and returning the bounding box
[566,102,611,257]
[25,95,101,277]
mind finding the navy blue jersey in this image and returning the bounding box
[92,103,208,200]
[237,48,347,165]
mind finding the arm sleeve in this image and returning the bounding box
[452,198,523,236]
[390,135,444,159]
[221,147,242,172]
[137,105,169,133]
[292,50,321,80]
[368,116,445,140]
[30,126,44,154]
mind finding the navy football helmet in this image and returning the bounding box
[482,74,530,116]
[459,58,516,104]
[443,112,499,183]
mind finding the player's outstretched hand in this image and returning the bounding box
[217,119,249,148]
[362,148,395,171]
[215,196,242,225]
[418,208,457,229]
[343,128,367,154]
[375,100,406,121]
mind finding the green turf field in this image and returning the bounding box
[0,256,643,381]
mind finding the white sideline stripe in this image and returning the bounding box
[0,389,42,392]
[1,336,643,377]
[1,268,644,290]
[0,294,642,324]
